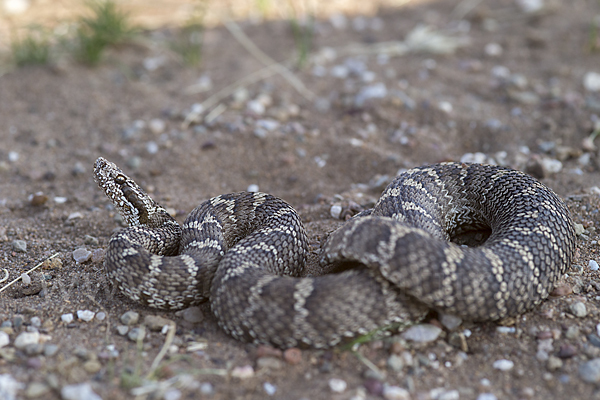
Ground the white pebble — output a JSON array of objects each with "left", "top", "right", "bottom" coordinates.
[
  {"left": 246, "top": 100, "right": 265, "bottom": 115},
  {"left": 596, "top": 323, "right": 600, "bottom": 337},
  {"left": 477, "top": 394, "right": 498, "bottom": 400},
  {"left": 584, "top": 72, "right": 600, "bottom": 92},
  {"left": 491, "top": 65, "right": 511, "bottom": 80},
  {"left": 148, "top": 118, "right": 166, "bottom": 134},
  {"left": 263, "top": 382, "right": 276, "bottom": 396},
  {"left": 61, "top": 313, "right": 74, "bottom": 323},
  {"left": 438, "top": 101, "right": 453, "bottom": 113},
  {"left": 540, "top": 158, "right": 562, "bottom": 174},
  {"left": 20, "top": 273, "right": 31, "bottom": 285},
  {"left": 496, "top": 326, "right": 516, "bottom": 334},
  {"left": 231, "top": 365, "right": 254, "bottom": 379},
  {"left": 72, "top": 247, "right": 92, "bottom": 263},
  {"left": 484, "top": 42, "right": 503, "bottom": 57},
  {"left": 516, "top": 0, "right": 544, "bottom": 13},
  {"left": 383, "top": 385, "right": 410, "bottom": 400},
  {"left": 590, "top": 260, "right": 599, "bottom": 271},
  {"left": 328, "top": 378, "right": 347, "bottom": 393},
  {"left": 77, "top": 310, "right": 95, "bottom": 322},
  {"left": 330, "top": 204, "right": 342, "bottom": 219},
  {"left": 61, "top": 383, "right": 102, "bottom": 400},
  {"left": 247, "top": 184, "right": 259, "bottom": 193},
  {"left": 493, "top": 359, "right": 514, "bottom": 371},
  {"left": 0, "top": 331, "right": 9, "bottom": 348},
  {"left": 8, "top": 151, "right": 19, "bottom": 162},
  {"left": 14, "top": 331, "right": 40, "bottom": 349},
  {"left": 460, "top": 152, "right": 487, "bottom": 164},
  {"left": 146, "top": 141, "right": 159, "bottom": 154},
  {"left": 164, "top": 388, "right": 181, "bottom": 400},
  {"left": 53, "top": 196, "right": 68, "bottom": 204}
]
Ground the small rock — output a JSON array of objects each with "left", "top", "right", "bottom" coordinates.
[
  {"left": 485, "top": 42, "right": 503, "bottom": 57},
  {"left": 330, "top": 204, "right": 342, "bottom": 219},
  {"left": 589, "top": 260, "right": 599, "bottom": 271},
  {"left": 116, "top": 325, "right": 129, "bottom": 336},
  {"left": 565, "top": 326, "right": 580, "bottom": 339},
  {"left": 95, "top": 312, "right": 106, "bottom": 321},
  {"left": 477, "top": 394, "right": 497, "bottom": 400},
  {"left": 283, "top": 348, "right": 302, "bottom": 365},
  {"left": 181, "top": 307, "right": 203, "bottom": 323},
  {"left": 383, "top": 385, "right": 410, "bottom": 400},
  {"left": 569, "top": 302, "right": 587, "bottom": 318},
  {"left": 20, "top": 273, "right": 31, "bottom": 285},
  {"left": 584, "top": 72, "right": 600, "bottom": 92},
  {"left": 328, "top": 378, "right": 347, "bottom": 393},
  {"left": 120, "top": 311, "right": 139, "bottom": 326},
  {"left": 60, "top": 382, "right": 101, "bottom": 400},
  {"left": 12, "top": 240, "right": 26, "bottom": 253},
  {"left": 72, "top": 247, "right": 92, "bottom": 263},
  {"left": 199, "top": 383, "right": 214, "bottom": 395},
  {"left": 144, "top": 315, "right": 173, "bottom": 331},
  {"left": 439, "top": 314, "right": 462, "bottom": 331},
  {"left": 579, "top": 358, "right": 600, "bottom": 383},
  {"left": 30, "top": 193, "right": 48, "bottom": 207},
  {"left": 231, "top": 365, "right": 254, "bottom": 379},
  {"left": 492, "top": 359, "right": 514, "bottom": 371},
  {"left": 25, "top": 382, "right": 50, "bottom": 398},
  {"left": 149, "top": 119, "right": 166, "bottom": 134},
  {"left": 263, "top": 382, "right": 276, "bottom": 396},
  {"left": 557, "top": 343, "right": 578, "bottom": 358},
  {"left": 247, "top": 184, "right": 259, "bottom": 193},
  {"left": 547, "top": 356, "right": 563, "bottom": 371},
  {"left": 61, "top": 314, "right": 74, "bottom": 324},
  {"left": 77, "top": 310, "right": 95, "bottom": 322},
  {"left": 14, "top": 332, "right": 39, "bottom": 349},
  {"left": 127, "top": 327, "right": 145, "bottom": 342},
  {"left": 401, "top": 324, "right": 442, "bottom": 342},
  {"left": 0, "top": 332, "right": 9, "bottom": 348},
  {"left": 43, "top": 344, "right": 59, "bottom": 357},
  {"left": 83, "top": 360, "right": 102, "bottom": 374},
  {"left": 387, "top": 354, "right": 404, "bottom": 372},
  {"left": 363, "top": 378, "right": 384, "bottom": 396}
]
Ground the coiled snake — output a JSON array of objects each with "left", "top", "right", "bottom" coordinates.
[{"left": 94, "top": 157, "right": 576, "bottom": 348}]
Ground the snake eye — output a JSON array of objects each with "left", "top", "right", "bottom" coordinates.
[{"left": 114, "top": 175, "right": 126, "bottom": 185}]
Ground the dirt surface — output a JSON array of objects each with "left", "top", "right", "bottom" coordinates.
[{"left": 3, "top": 0, "right": 600, "bottom": 399}]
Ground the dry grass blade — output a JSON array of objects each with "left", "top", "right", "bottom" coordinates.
[{"left": 0, "top": 252, "right": 60, "bottom": 293}]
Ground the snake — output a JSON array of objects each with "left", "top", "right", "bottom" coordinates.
[{"left": 94, "top": 157, "right": 576, "bottom": 349}]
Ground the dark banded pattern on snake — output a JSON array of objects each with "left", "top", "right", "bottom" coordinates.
[{"left": 94, "top": 158, "right": 576, "bottom": 348}]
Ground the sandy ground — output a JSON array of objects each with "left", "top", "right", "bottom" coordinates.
[{"left": 2, "top": 0, "right": 600, "bottom": 399}]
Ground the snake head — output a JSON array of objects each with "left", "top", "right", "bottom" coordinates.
[{"left": 94, "top": 157, "right": 168, "bottom": 228}]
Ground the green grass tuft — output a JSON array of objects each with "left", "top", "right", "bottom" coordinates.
[
  {"left": 11, "top": 27, "right": 51, "bottom": 67},
  {"left": 74, "top": 0, "right": 136, "bottom": 65}
]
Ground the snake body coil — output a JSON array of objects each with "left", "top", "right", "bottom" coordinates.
[{"left": 94, "top": 158, "right": 576, "bottom": 348}]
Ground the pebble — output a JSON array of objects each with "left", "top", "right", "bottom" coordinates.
[
  {"left": 547, "top": 356, "right": 563, "bottom": 371},
  {"left": 144, "top": 315, "right": 173, "bottom": 331},
  {"left": 540, "top": 158, "right": 562, "bottom": 174},
  {"left": 61, "top": 382, "right": 102, "bottom": 400},
  {"left": 387, "top": 354, "right": 404, "bottom": 372},
  {"left": 328, "top": 378, "right": 347, "bottom": 393},
  {"left": 492, "top": 359, "right": 514, "bottom": 371},
  {"left": 120, "top": 311, "right": 139, "bottom": 326},
  {"left": 91, "top": 249, "right": 105, "bottom": 263},
  {"left": 146, "top": 141, "right": 159, "bottom": 154},
  {"left": 363, "top": 378, "right": 384, "bottom": 396},
  {"left": 579, "top": 358, "right": 600, "bottom": 383},
  {"left": 283, "top": 348, "right": 302, "bottom": 365},
  {"left": 77, "top": 310, "right": 95, "bottom": 322},
  {"left": 21, "top": 273, "right": 31, "bottom": 285},
  {"left": 95, "top": 312, "right": 106, "bottom": 321},
  {"left": 164, "top": 388, "right": 181, "bottom": 400},
  {"left": 477, "top": 394, "right": 497, "bottom": 400},
  {"left": 584, "top": 72, "right": 600, "bottom": 92},
  {"left": 439, "top": 313, "right": 462, "bottom": 331},
  {"left": 8, "top": 151, "right": 19, "bottom": 162},
  {"left": 382, "top": 385, "right": 410, "bottom": 400},
  {"left": 0, "top": 332, "right": 9, "bottom": 348},
  {"left": 231, "top": 365, "right": 254, "bottom": 379},
  {"left": 401, "top": 324, "right": 442, "bottom": 342},
  {"left": 569, "top": 302, "right": 587, "bottom": 318},
  {"left": 116, "top": 325, "right": 129, "bottom": 336},
  {"left": 565, "top": 326, "right": 580, "bottom": 339},
  {"left": 44, "top": 344, "right": 59, "bottom": 357},
  {"left": 25, "top": 382, "right": 50, "bottom": 398},
  {"left": 12, "top": 240, "right": 26, "bottom": 253},
  {"left": 330, "top": 204, "right": 342, "bottom": 219},
  {"left": 0, "top": 374, "right": 23, "bottom": 400},
  {"left": 128, "top": 327, "right": 145, "bottom": 342},
  {"left": 181, "top": 306, "right": 203, "bottom": 323},
  {"left": 355, "top": 83, "right": 387, "bottom": 106},
  {"left": 61, "top": 313, "right": 74, "bottom": 324},
  {"left": 485, "top": 42, "right": 503, "bottom": 57},
  {"left": 496, "top": 326, "right": 516, "bottom": 334},
  {"left": 83, "top": 360, "right": 102, "bottom": 374},
  {"left": 72, "top": 248, "right": 92, "bottom": 263},
  {"left": 247, "top": 184, "right": 259, "bottom": 193},
  {"left": 263, "top": 382, "right": 276, "bottom": 396},
  {"left": 148, "top": 118, "right": 166, "bottom": 134},
  {"left": 589, "top": 260, "right": 599, "bottom": 271},
  {"left": 14, "top": 332, "right": 39, "bottom": 349},
  {"left": 200, "top": 382, "right": 214, "bottom": 395}
]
